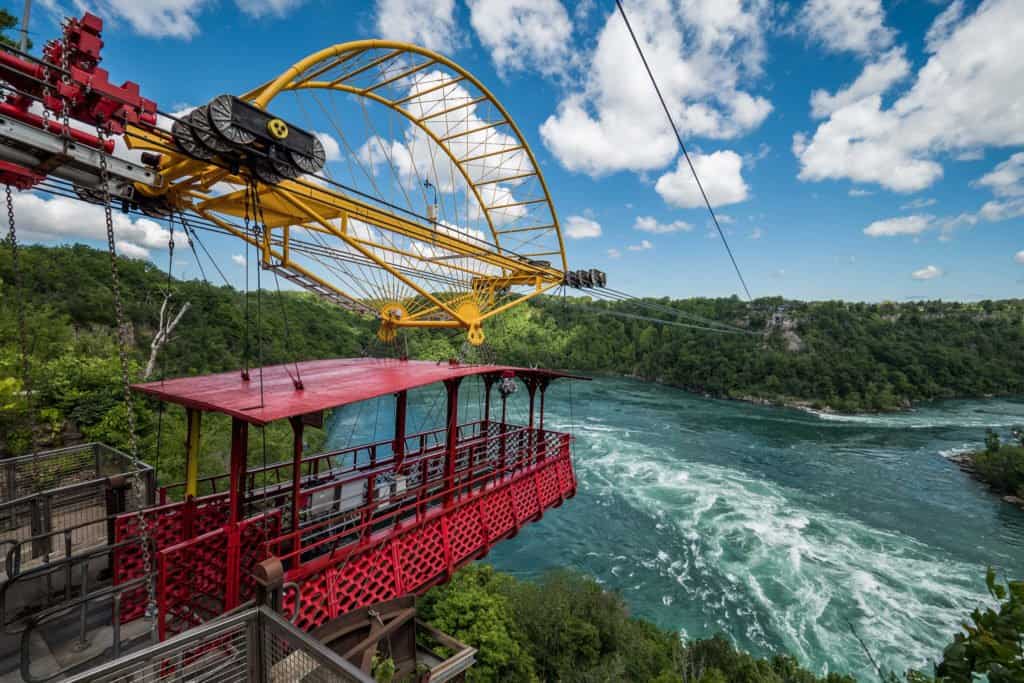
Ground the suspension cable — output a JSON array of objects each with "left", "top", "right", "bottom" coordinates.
[{"left": 615, "top": 0, "right": 752, "bottom": 301}]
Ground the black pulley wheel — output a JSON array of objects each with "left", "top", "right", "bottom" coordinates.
[
  {"left": 289, "top": 135, "right": 327, "bottom": 174},
  {"left": 171, "top": 116, "right": 214, "bottom": 160},
  {"left": 208, "top": 94, "right": 257, "bottom": 146},
  {"left": 190, "top": 107, "right": 233, "bottom": 154}
]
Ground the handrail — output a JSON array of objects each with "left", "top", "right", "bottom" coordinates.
[
  {"left": 156, "top": 419, "right": 494, "bottom": 501},
  {"left": 20, "top": 572, "right": 156, "bottom": 683},
  {"left": 3, "top": 513, "right": 119, "bottom": 578},
  {"left": 0, "top": 533, "right": 157, "bottom": 634},
  {"left": 269, "top": 428, "right": 568, "bottom": 567}
]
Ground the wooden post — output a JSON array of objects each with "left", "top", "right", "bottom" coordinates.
[
  {"left": 289, "top": 416, "right": 304, "bottom": 534},
  {"left": 444, "top": 378, "right": 461, "bottom": 507},
  {"left": 228, "top": 418, "right": 248, "bottom": 526},
  {"left": 393, "top": 390, "right": 408, "bottom": 471}
]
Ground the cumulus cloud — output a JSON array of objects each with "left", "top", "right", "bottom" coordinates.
[
  {"left": 374, "top": 0, "right": 459, "bottom": 52},
  {"left": 975, "top": 152, "right": 1024, "bottom": 197},
  {"left": 468, "top": 0, "right": 573, "bottom": 77},
  {"left": 809, "top": 48, "right": 909, "bottom": 119},
  {"left": 69, "top": 1, "right": 308, "bottom": 39},
  {"left": 627, "top": 239, "right": 653, "bottom": 251},
  {"left": 798, "top": 0, "right": 894, "bottom": 55},
  {"left": 1014, "top": 250, "right": 1024, "bottom": 265},
  {"left": 564, "top": 215, "right": 602, "bottom": 239},
  {"left": 540, "top": 0, "right": 772, "bottom": 176},
  {"left": 10, "top": 193, "right": 184, "bottom": 256},
  {"left": 232, "top": 254, "right": 246, "bottom": 266},
  {"left": 607, "top": 248, "right": 621, "bottom": 259},
  {"left": 794, "top": 0, "right": 1024, "bottom": 193},
  {"left": 848, "top": 188, "right": 873, "bottom": 197},
  {"left": 655, "top": 150, "right": 749, "bottom": 209},
  {"left": 633, "top": 216, "right": 692, "bottom": 234},
  {"left": 911, "top": 265, "right": 943, "bottom": 280},
  {"left": 864, "top": 215, "right": 934, "bottom": 237},
  {"left": 115, "top": 241, "right": 150, "bottom": 259}
]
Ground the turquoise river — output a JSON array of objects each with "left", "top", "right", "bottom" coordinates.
[{"left": 326, "top": 375, "right": 1024, "bottom": 679}]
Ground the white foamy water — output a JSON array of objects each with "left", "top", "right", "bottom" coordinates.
[{"left": 580, "top": 433, "right": 987, "bottom": 675}]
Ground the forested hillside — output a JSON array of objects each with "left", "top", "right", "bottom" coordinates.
[{"left": 2, "top": 244, "right": 1024, "bottom": 462}]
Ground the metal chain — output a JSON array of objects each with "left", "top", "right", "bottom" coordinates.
[
  {"left": 4, "top": 186, "right": 39, "bottom": 459},
  {"left": 97, "top": 124, "right": 156, "bottom": 624},
  {"left": 59, "top": 22, "right": 71, "bottom": 149}
]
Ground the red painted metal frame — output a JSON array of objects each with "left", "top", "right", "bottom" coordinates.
[
  {"left": 0, "top": 13, "right": 157, "bottom": 135},
  {"left": 131, "top": 358, "right": 584, "bottom": 426},
  {"left": 281, "top": 432, "right": 575, "bottom": 632}
]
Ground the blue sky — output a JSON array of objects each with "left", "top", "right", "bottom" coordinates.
[{"left": 12, "top": 0, "right": 1024, "bottom": 301}]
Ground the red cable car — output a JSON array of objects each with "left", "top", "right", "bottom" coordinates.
[{"left": 112, "top": 358, "right": 584, "bottom": 638}]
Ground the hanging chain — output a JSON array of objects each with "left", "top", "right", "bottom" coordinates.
[
  {"left": 97, "top": 123, "right": 157, "bottom": 624},
  {"left": 59, "top": 22, "right": 71, "bottom": 153},
  {"left": 5, "top": 185, "right": 39, "bottom": 459}
]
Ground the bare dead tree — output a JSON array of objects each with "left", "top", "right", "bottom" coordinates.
[{"left": 143, "top": 293, "right": 190, "bottom": 380}]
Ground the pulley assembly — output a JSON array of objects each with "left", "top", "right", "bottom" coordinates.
[{"left": 171, "top": 95, "right": 326, "bottom": 184}]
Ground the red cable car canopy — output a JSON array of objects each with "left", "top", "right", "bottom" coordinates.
[{"left": 131, "top": 358, "right": 585, "bottom": 425}]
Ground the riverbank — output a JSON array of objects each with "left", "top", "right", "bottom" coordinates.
[{"left": 947, "top": 445, "right": 1024, "bottom": 512}]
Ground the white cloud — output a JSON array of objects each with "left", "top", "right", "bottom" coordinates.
[
  {"left": 540, "top": 0, "right": 772, "bottom": 176},
  {"left": 900, "top": 197, "right": 936, "bottom": 210},
  {"left": 848, "top": 188, "right": 873, "bottom": 197},
  {"left": 607, "top": 248, "right": 621, "bottom": 259},
  {"left": 925, "top": 0, "right": 964, "bottom": 52},
  {"left": 467, "top": 0, "right": 573, "bottom": 77},
  {"left": 81, "top": 1, "right": 207, "bottom": 39},
  {"left": 74, "top": 1, "right": 307, "bottom": 39},
  {"left": 564, "top": 215, "right": 602, "bottom": 239},
  {"left": 1014, "top": 250, "right": 1024, "bottom": 265},
  {"left": 977, "top": 198, "right": 1024, "bottom": 222},
  {"left": 809, "top": 48, "right": 909, "bottom": 119},
  {"left": 749, "top": 227, "right": 762, "bottom": 239},
  {"left": 374, "top": 0, "right": 459, "bottom": 52},
  {"left": 912, "top": 265, "right": 943, "bottom": 280},
  {"left": 633, "top": 216, "right": 692, "bottom": 234},
  {"left": 655, "top": 150, "right": 749, "bottom": 208},
  {"left": 115, "top": 241, "right": 150, "bottom": 259},
  {"left": 627, "top": 239, "right": 653, "bottom": 251},
  {"left": 236, "top": 0, "right": 307, "bottom": 18},
  {"left": 314, "top": 132, "right": 342, "bottom": 162},
  {"left": 10, "top": 192, "right": 185, "bottom": 256},
  {"left": 232, "top": 254, "right": 247, "bottom": 266},
  {"left": 975, "top": 152, "right": 1024, "bottom": 197},
  {"left": 863, "top": 214, "right": 934, "bottom": 237},
  {"left": 799, "top": 0, "right": 893, "bottom": 55},
  {"left": 794, "top": 0, "right": 1024, "bottom": 193}
]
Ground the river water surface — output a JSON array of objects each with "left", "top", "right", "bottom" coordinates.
[{"left": 327, "top": 376, "right": 1024, "bottom": 679}]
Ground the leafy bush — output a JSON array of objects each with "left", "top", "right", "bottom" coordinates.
[{"left": 421, "top": 565, "right": 849, "bottom": 683}]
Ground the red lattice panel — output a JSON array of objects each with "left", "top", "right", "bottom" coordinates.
[
  {"left": 512, "top": 476, "right": 540, "bottom": 523},
  {"left": 158, "top": 528, "right": 228, "bottom": 637},
  {"left": 397, "top": 520, "right": 446, "bottom": 592},
  {"left": 287, "top": 569, "right": 334, "bottom": 632},
  {"left": 557, "top": 456, "right": 575, "bottom": 496},
  {"left": 193, "top": 498, "right": 230, "bottom": 535},
  {"left": 238, "top": 512, "right": 281, "bottom": 602},
  {"left": 481, "top": 487, "right": 516, "bottom": 539},
  {"left": 114, "top": 505, "right": 186, "bottom": 622},
  {"left": 448, "top": 503, "right": 485, "bottom": 563},
  {"left": 333, "top": 544, "right": 399, "bottom": 614},
  {"left": 538, "top": 463, "right": 561, "bottom": 508}
]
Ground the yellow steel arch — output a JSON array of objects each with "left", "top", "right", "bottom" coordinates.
[{"left": 126, "top": 40, "right": 568, "bottom": 345}]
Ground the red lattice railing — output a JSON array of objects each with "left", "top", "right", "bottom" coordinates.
[{"left": 282, "top": 435, "right": 573, "bottom": 632}]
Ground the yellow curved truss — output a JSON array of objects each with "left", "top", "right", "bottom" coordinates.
[{"left": 126, "top": 40, "right": 567, "bottom": 345}]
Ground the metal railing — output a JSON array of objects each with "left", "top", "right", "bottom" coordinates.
[
  {"left": 61, "top": 605, "right": 372, "bottom": 683},
  {"left": 0, "top": 444, "right": 155, "bottom": 577},
  {"left": 157, "top": 420, "right": 491, "bottom": 503},
  {"left": 267, "top": 425, "right": 570, "bottom": 566}
]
